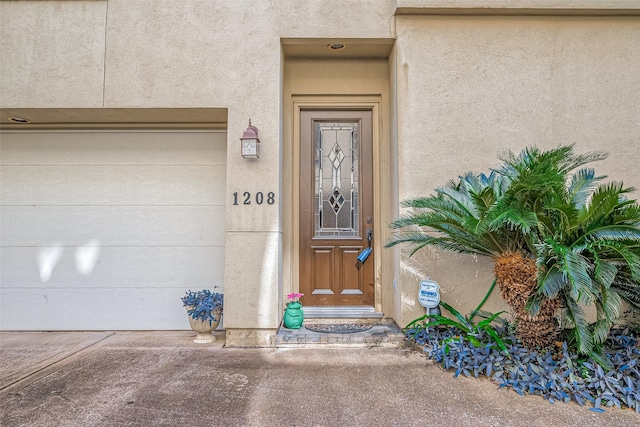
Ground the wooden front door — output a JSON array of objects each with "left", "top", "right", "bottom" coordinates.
[{"left": 299, "top": 110, "right": 374, "bottom": 306}]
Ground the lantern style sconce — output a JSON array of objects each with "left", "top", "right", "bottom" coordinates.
[{"left": 240, "top": 119, "right": 260, "bottom": 159}]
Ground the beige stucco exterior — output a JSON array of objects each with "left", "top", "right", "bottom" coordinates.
[
  {"left": 1, "top": 1, "right": 639, "bottom": 345},
  {"left": 394, "top": 13, "right": 640, "bottom": 325}
]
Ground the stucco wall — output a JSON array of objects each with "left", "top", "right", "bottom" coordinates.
[
  {"left": 394, "top": 15, "right": 640, "bottom": 326},
  {"left": 1, "top": 1, "right": 639, "bottom": 339},
  {"left": 0, "top": 0, "right": 397, "bottom": 342}
]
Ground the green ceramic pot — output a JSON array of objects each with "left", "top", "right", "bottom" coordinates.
[{"left": 283, "top": 301, "right": 304, "bottom": 329}]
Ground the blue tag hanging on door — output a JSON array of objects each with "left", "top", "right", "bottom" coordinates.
[
  {"left": 357, "top": 247, "right": 372, "bottom": 264},
  {"left": 357, "top": 229, "right": 373, "bottom": 264}
]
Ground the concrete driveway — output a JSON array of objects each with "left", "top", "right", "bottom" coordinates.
[{"left": 1, "top": 331, "right": 638, "bottom": 426}]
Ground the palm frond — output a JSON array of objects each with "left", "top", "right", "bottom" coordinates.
[
  {"left": 580, "top": 225, "right": 640, "bottom": 244},
  {"left": 562, "top": 288, "right": 594, "bottom": 355},
  {"left": 613, "top": 200, "right": 640, "bottom": 224},
  {"left": 568, "top": 167, "right": 605, "bottom": 209},
  {"left": 401, "top": 196, "right": 466, "bottom": 216},
  {"left": 610, "top": 276, "right": 640, "bottom": 310},
  {"left": 592, "top": 256, "right": 617, "bottom": 288},
  {"left": 559, "top": 149, "right": 608, "bottom": 174},
  {"left": 592, "top": 288, "right": 622, "bottom": 346},
  {"left": 400, "top": 197, "right": 479, "bottom": 227},
  {"left": 544, "top": 240, "right": 594, "bottom": 298},
  {"left": 384, "top": 233, "right": 499, "bottom": 257},
  {"left": 590, "top": 242, "right": 640, "bottom": 280},
  {"left": 535, "top": 264, "right": 567, "bottom": 300},
  {"left": 600, "top": 288, "right": 622, "bottom": 323},
  {"left": 390, "top": 211, "right": 462, "bottom": 229},
  {"left": 592, "top": 317, "right": 613, "bottom": 346},
  {"left": 438, "top": 187, "right": 481, "bottom": 219},
  {"left": 578, "top": 181, "right": 632, "bottom": 226},
  {"left": 388, "top": 171, "right": 511, "bottom": 258},
  {"left": 489, "top": 207, "right": 538, "bottom": 234}
]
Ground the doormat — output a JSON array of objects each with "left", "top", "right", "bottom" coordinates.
[{"left": 304, "top": 323, "right": 373, "bottom": 334}]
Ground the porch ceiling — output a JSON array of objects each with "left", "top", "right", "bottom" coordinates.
[{"left": 281, "top": 38, "right": 394, "bottom": 59}]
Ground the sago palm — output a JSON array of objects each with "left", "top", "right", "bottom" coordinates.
[
  {"left": 498, "top": 147, "right": 640, "bottom": 357},
  {"left": 386, "top": 170, "right": 553, "bottom": 346},
  {"left": 489, "top": 146, "right": 612, "bottom": 349},
  {"left": 388, "top": 145, "right": 640, "bottom": 356},
  {"left": 529, "top": 178, "right": 640, "bottom": 356}
]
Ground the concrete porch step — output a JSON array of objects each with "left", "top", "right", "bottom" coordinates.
[{"left": 275, "top": 319, "right": 405, "bottom": 348}]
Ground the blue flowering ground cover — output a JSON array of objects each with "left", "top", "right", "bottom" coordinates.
[{"left": 406, "top": 324, "right": 640, "bottom": 413}]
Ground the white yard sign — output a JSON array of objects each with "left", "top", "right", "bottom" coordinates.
[{"left": 418, "top": 279, "right": 440, "bottom": 309}]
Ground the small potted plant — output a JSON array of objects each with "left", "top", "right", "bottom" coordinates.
[
  {"left": 181, "top": 289, "right": 224, "bottom": 343},
  {"left": 283, "top": 292, "right": 304, "bottom": 329}
]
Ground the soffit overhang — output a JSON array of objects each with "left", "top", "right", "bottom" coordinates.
[
  {"left": 282, "top": 38, "right": 394, "bottom": 60},
  {"left": 395, "top": 0, "right": 640, "bottom": 16},
  {"left": 0, "top": 108, "right": 228, "bottom": 130}
]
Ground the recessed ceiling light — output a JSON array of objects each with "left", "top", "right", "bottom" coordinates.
[
  {"left": 8, "top": 116, "right": 30, "bottom": 124},
  {"left": 328, "top": 43, "right": 346, "bottom": 51}
]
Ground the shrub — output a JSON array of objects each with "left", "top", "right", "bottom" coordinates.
[
  {"left": 181, "top": 289, "right": 223, "bottom": 326},
  {"left": 406, "top": 319, "right": 640, "bottom": 412}
]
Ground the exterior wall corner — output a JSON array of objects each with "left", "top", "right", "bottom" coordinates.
[{"left": 225, "top": 328, "right": 276, "bottom": 347}]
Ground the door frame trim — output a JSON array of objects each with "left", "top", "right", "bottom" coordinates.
[{"left": 290, "top": 96, "right": 383, "bottom": 312}]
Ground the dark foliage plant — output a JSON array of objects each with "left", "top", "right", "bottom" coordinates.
[
  {"left": 406, "top": 301, "right": 510, "bottom": 357},
  {"left": 181, "top": 289, "right": 224, "bottom": 326},
  {"left": 406, "top": 320, "right": 640, "bottom": 412}
]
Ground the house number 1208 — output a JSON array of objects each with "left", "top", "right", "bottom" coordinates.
[{"left": 232, "top": 192, "right": 276, "bottom": 205}]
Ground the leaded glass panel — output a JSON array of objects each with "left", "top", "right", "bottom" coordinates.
[{"left": 314, "top": 121, "right": 359, "bottom": 238}]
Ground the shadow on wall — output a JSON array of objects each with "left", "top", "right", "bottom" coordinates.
[{"left": 399, "top": 247, "right": 507, "bottom": 326}]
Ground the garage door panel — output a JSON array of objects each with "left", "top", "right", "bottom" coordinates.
[
  {"left": 0, "top": 287, "right": 208, "bottom": 330},
  {"left": 1, "top": 205, "right": 225, "bottom": 247},
  {"left": 0, "top": 246, "right": 224, "bottom": 288},
  {"left": 0, "top": 131, "right": 227, "bottom": 166},
  {"left": 1, "top": 165, "right": 226, "bottom": 206},
  {"left": 0, "top": 130, "right": 226, "bottom": 330}
]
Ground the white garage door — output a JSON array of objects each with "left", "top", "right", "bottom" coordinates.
[{"left": 0, "top": 130, "right": 226, "bottom": 330}]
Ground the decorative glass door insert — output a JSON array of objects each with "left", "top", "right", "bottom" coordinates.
[{"left": 314, "top": 122, "right": 359, "bottom": 238}]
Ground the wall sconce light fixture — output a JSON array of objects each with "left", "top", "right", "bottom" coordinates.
[{"left": 240, "top": 119, "right": 260, "bottom": 159}]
